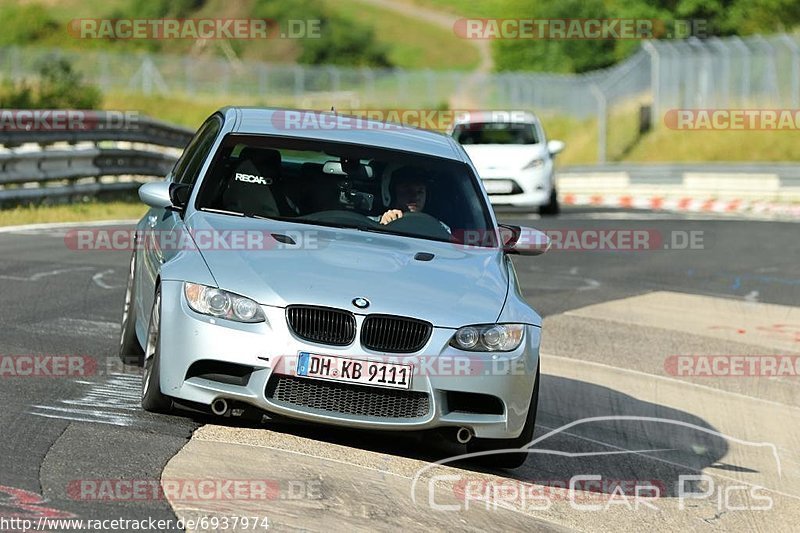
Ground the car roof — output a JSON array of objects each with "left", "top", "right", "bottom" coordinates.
[{"left": 218, "top": 107, "right": 465, "bottom": 161}]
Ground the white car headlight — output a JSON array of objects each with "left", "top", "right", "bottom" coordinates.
[
  {"left": 184, "top": 282, "right": 265, "bottom": 323},
  {"left": 522, "top": 158, "right": 544, "bottom": 170},
  {"left": 449, "top": 324, "right": 525, "bottom": 352}
]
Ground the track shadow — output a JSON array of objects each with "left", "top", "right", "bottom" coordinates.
[
  {"left": 168, "top": 372, "right": 748, "bottom": 499},
  {"left": 513, "top": 374, "right": 733, "bottom": 497}
]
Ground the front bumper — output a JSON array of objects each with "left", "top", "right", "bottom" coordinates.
[
  {"left": 482, "top": 167, "right": 553, "bottom": 208},
  {"left": 157, "top": 281, "right": 541, "bottom": 439},
  {"left": 489, "top": 189, "right": 551, "bottom": 208}
]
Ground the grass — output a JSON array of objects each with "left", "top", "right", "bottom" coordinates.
[
  {"left": 540, "top": 114, "right": 598, "bottom": 166},
  {"left": 321, "top": 0, "right": 479, "bottom": 70},
  {"left": 626, "top": 128, "right": 800, "bottom": 162},
  {"left": 0, "top": 201, "right": 147, "bottom": 227},
  {"left": 102, "top": 92, "right": 265, "bottom": 130}
]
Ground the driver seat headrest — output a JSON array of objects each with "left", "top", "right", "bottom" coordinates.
[{"left": 222, "top": 149, "right": 282, "bottom": 216}]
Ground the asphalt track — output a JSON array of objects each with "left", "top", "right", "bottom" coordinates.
[{"left": 0, "top": 206, "right": 798, "bottom": 532}]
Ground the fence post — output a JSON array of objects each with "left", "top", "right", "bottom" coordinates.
[
  {"left": 642, "top": 41, "right": 660, "bottom": 128},
  {"left": 590, "top": 83, "right": 607, "bottom": 164},
  {"left": 690, "top": 38, "right": 713, "bottom": 107},
  {"left": 363, "top": 67, "right": 375, "bottom": 106},
  {"left": 425, "top": 69, "right": 435, "bottom": 106},
  {"left": 329, "top": 66, "right": 341, "bottom": 93},
  {"left": 98, "top": 52, "right": 110, "bottom": 92},
  {"left": 730, "top": 36, "right": 751, "bottom": 104},
  {"left": 397, "top": 70, "right": 408, "bottom": 106},
  {"left": 293, "top": 65, "right": 305, "bottom": 103},
  {"left": 708, "top": 37, "right": 731, "bottom": 108},
  {"left": 183, "top": 56, "right": 194, "bottom": 96},
  {"left": 778, "top": 34, "right": 800, "bottom": 108},
  {"left": 753, "top": 35, "right": 779, "bottom": 104},
  {"left": 258, "top": 63, "right": 268, "bottom": 96}
]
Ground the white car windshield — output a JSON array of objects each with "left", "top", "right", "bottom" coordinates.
[
  {"left": 453, "top": 122, "right": 539, "bottom": 145},
  {"left": 194, "top": 134, "right": 498, "bottom": 247}
]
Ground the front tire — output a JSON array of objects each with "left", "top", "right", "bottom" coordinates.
[
  {"left": 118, "top": 251, "right": 144, "bottom": 366},
  {"left": 141, "top": 288, "right": 172, "bottom": 413},
  {"left": 466, "top": 363, "right": 540, "bottom": 469},
  {"left": 539, "top": 188, "right": 560, "bottom": 216}
]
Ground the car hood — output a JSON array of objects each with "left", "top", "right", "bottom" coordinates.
[
  {"left": 185, "top": 212, "right": 509, "bottom": 328},
  {"left": 462, "top": 144, "right": 547, "bottom": 173}
]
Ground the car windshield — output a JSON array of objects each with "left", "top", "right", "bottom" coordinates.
[
  {"left": 453, "top": 122, "right": 538, "bottom": 145},
  {"left": 194, "top": 134, "right": 497, "bottom": 247}
]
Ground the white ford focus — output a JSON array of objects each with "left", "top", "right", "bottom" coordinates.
[{"left": 451, "top": 111, "right": 565, "bottom": 215}]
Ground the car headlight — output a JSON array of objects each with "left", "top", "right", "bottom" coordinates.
[
  {"left": 522, "top": 158, "right": 544, "bottom": 170},
  {"left": 449, "top": 324, "right": 525, "bottom": 352},
  {"left": 184, "top": 282, "right": 265, "bottom": 323}
]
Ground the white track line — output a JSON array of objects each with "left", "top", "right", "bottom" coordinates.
[{"left": 0, "top": 219, "right": 138, "bottom": 234}]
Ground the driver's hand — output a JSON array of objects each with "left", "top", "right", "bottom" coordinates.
[{"left": 380, "top": 209, "right": 403, "bottom": 225}]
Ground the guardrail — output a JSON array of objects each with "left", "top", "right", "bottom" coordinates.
[{"left": 0, "top": 112, "right": 193, "bottom": 204}]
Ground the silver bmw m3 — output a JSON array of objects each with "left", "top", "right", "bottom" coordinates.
[{"left": 119, "top": 107, "right": 550, "bottom": 468}]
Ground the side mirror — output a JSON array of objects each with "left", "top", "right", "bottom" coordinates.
[
  {"left": 547, "top": 139, "right": 565, "bottom": 156},
  {"left": 499, "top": 224, "right": 550, "bottom": 256},
  {"left": 138, "top": 182, "right": 191, "bottom": 211},
  {"left": 138, "top": 182, "right": 172, "bottom": 208}
]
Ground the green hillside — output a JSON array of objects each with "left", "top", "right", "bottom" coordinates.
[{"left": 0, "top": 0, "right": 479, "bottom": 70}]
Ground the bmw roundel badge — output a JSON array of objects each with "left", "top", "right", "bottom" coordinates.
[{"left": 352, "top": 297, "right": 370, "bottom": 309}]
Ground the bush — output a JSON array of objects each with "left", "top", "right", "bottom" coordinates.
[
  {"left": 0, "top": 57, "right": 102, "bottom": 109},
  {"left": 493, "top": 0, "right": 617, "bottom": 73},
  {"left": 0, "top": 4, "right": 59, "bottom": 46},
  {"left": 492, "top": 0, "right": 800, "bottom": 74},
  {"left": 299, "top": 16, "right": 392, "bottom": 68},
  {"left": 252, "top": 0, "right": 393, "bottom": 68}
]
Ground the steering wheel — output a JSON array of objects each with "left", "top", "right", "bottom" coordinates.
[
  {"left": 384, "top": 211, "right": 438, "bottom": 224},
  {"left": 301, "top": 210, "right": 377, "bottom": 226},
  {"left": 384, "top": 211, "right": 451, "bottom": 240}
]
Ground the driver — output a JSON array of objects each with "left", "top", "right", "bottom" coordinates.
[{"left": 379, "top": 166, "right": 430, "bottom": 225}]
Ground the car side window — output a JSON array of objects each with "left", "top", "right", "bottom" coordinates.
[{"left": 172, "top": 115, "right": 223, "bottom": 185}]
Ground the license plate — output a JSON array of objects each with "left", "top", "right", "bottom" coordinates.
[
  {"left": 296, "top": 352, "right": 412, "bottom": 390},
  {"left": 483, "top": 180, "right": 514, "bottom": 194}
]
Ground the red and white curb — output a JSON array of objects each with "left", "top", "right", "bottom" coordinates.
[{"left": 561, "top": 194, "right": 800, "bottom": 218}]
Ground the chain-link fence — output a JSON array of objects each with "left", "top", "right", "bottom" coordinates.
[{"left": 2, "top": 33, "right": 798, "bottom": 162}]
